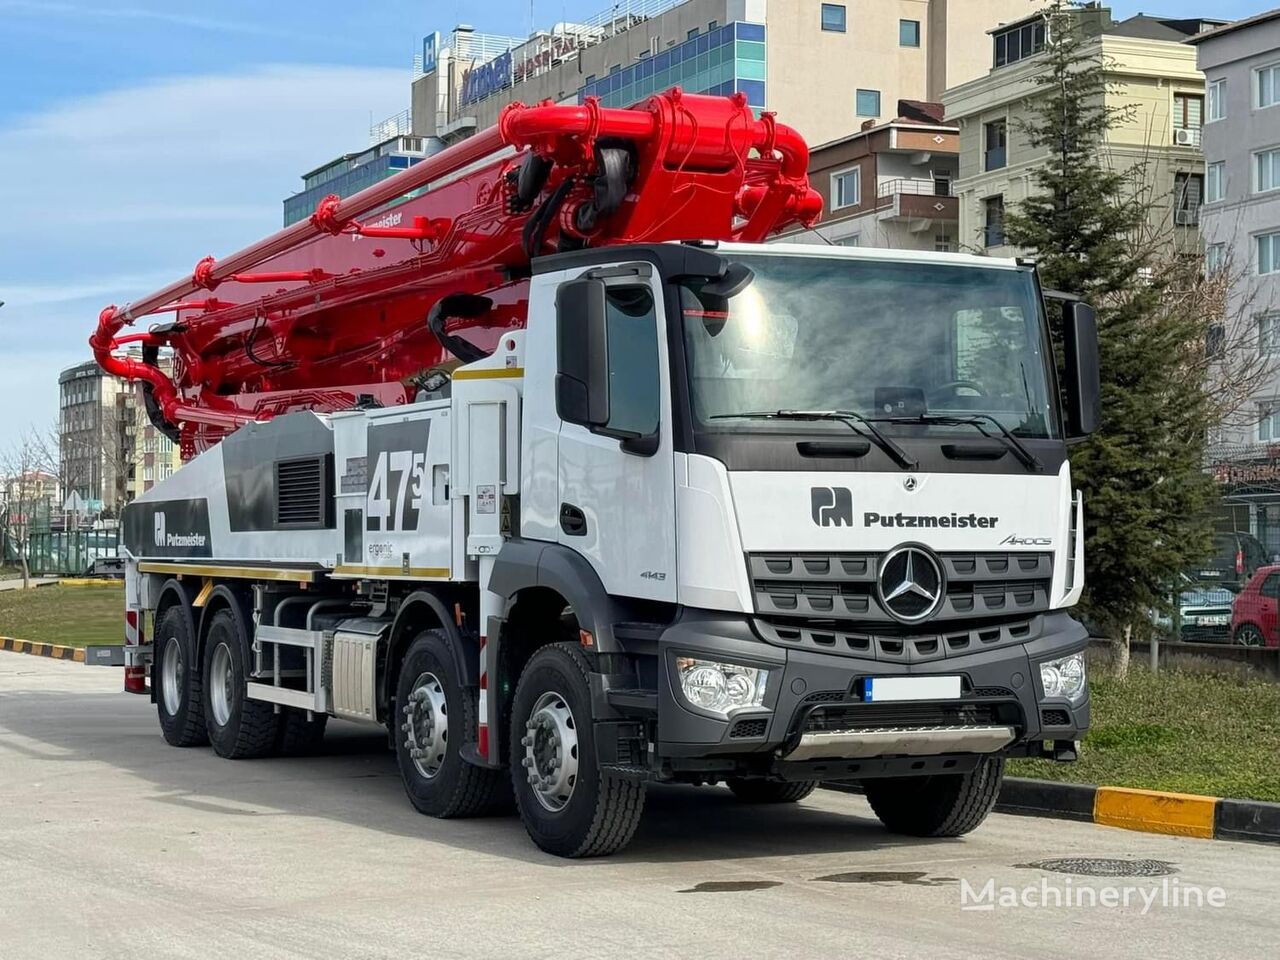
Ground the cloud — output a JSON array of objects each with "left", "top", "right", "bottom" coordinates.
[{"left": 0, "top": 64, "right": 406, "bottom": 448}]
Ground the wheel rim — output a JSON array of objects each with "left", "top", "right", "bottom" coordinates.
[
  {"left": 160, "top": 637, "right": 184, "bottom": 716},
  {"left": 522, "top": 690, "right": 579, "bottom": 813},
  {"left": 209, "top": 642, "right": 234, "bottom": 727},
  {"left": 1239, "top": 626, "right": 1264, "bottom": 647},
  {"left": 401, "top": 672, "right": 448, "bottom": 779}
]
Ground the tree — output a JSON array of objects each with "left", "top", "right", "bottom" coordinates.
[
  {"left": 1, "top": 428, "right": 59, "bottom": 589},
  {"left": 1002, "top": 0, "right": 1217, "bottom": 675}
]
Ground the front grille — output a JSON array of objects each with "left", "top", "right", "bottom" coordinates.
[
  {"left": 799, "top": 699, "right": 1022, "bottom": 735},
  {"left": 1041, "top": 708, "right": 1071, "bottom": 727},
  {"left": 730, "top": 718, "right": 767, "bottom": 738},
  {"left": 749, "top": 551, "right": 1052, "bottom": 626},
  {"left": 756, "top": 615, "right": 1041, "bottom": 663}
]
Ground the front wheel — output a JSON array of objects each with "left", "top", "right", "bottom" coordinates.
[
  {"left": 863, "top": 756, "right": 1005, "bottom": 837},
  {"left": 393, "top": 629, "right": 508, "bottom": 818},
  {"left": 510, "top": 644, "right": 645, "bottom": 857},
  {"left": 1235, "top": 624, "right": 1266, "bottom": 647}
]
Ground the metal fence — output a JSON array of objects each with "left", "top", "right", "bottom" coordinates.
[{"left": 22, "top": 529, "right": 122, "bottom": 576}]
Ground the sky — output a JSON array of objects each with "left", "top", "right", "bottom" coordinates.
[{"left": 0, "top": 0, "right": 1271, "bottom": 451}]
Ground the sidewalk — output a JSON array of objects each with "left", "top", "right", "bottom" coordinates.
[{"left": 0, "top": 577, "right": 59, "bottom": 592}]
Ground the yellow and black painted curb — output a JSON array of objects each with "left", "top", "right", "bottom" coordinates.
[
  {"left": 0, "top": 636, "right": 85, "bottom": 662},
  {"left": 825, "top": 777, "right": 1280, "bottom": 844},
  {"left": 57, "top": 578, "right": 122, "bottom": 587}
]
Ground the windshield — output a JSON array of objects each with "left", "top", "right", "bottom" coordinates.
[{"left": 679, "top": 254, "right": 1058, "bottom": 439}]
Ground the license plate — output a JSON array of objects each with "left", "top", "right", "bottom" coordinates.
[
  {"left": 1194, "top": 615, "right": 1229, "bottom": 627},
  {"left": 863, "top": 676, "right": 962, "bottom": 703}
]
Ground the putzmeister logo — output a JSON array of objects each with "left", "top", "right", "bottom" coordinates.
[
  {"left": 154, "top": 512, "right": 166, "bottom": 548},
  {"left": 811, "top": 487, "right": 854, "bottom": 527}
]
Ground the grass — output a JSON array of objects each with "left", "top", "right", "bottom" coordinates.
[
  {"left": 0, "top": 582, "right": 124, "bottom": 647},
  {"left": 1010, "top": 664, "right": 1280, "bottom": 802},
  {"left": 0, "top": 566, "right": 23, "bottom": 581}
]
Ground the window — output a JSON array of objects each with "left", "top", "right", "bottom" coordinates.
[
  {"left": 856, "top": 88, "right": 881, "bottom": 117},
  {"left": 835, "top": 233, "right": 861, "bottom": 247},
  {"left": 1206, "top": 242, "right": 1226, "bottom": 274},
  {"left": 1257, "top": 148, "right": 1280, "bottom": 193},
  {"left": 1206, "top": 161, "right": 1225, "bottom": 203},
  {"left": 1175, "top": 172, "right": 1203, "bottom": 225},
  {"left": 1258, "top": 63, "right": 1280, "bottom": 108},
  {"left": 1261, "top": 405, "right": 1280, "bottom": 441},
  {"left": 900, "top": 19, "right": 920, "bottom": 47},
  {"left": 708, "top": 20, "right": 717, "bottom": 30},
  {"left": 687, "top": 27, "right": 699, "bottom": 40},
  {"left": 1173, "top": 93, "right": 1203, "bottom": 146},
  {"left": 984, "top": 119, "right": 1007, "bottom": 171},
  {"left": 831, "top": 167, "right": 861, "bottom": 208},
  {"left": 983, "top": 195, "right": 1005, "bottom": 247},
  {"left": 1208, "top": 78, "right": 1226, "bottom": 121},
  {"left": 994, "top": 18, "right": 1046, "bottom": 68},
  {"left": 603, "top": 287, "right": 660, "bottom": 437},
  {"left": 1260, "top": 231, "right": 1280, "bottom": 274},
  {"left": 821, "top": 4, "right": 846, "bottom": 32},
  {"left": 935, "top": 233, "right": 953, "bottom": 253},
  {"left": 1263, "top": 315, "right": 1280, "bottom": 356}
]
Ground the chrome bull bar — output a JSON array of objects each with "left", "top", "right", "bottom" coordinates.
[{"left": 783, "top": 724, "right": 1017, "bottom": 762}]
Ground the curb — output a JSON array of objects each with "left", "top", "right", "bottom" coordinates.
[
  {"left": 823, "top": 776, "right": 1280, "bottom": 845},
  {"left": 57, "top": 579, "right": 122, "bottom": 587},
  {"left": 0, "top": 637, "right": 85, "bottom": 663}
]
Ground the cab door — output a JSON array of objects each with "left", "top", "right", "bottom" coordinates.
[{"left": 555, "top": 270, "right": 677, "bottom": 602}]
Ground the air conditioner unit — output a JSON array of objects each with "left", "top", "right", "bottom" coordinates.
[
  {"left": 1175, "top": 209, "right": 1199, "bottom": 226},
  {"left": 1174, "top": 127, "right": 1197, "bottom": 146}
]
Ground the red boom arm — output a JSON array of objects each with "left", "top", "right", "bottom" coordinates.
[{"left": 91, "top": 90, "right": 821, "bottom": 456}]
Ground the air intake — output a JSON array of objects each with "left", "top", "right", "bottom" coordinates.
[{"left": 275, "top": 456, "right": 328, "bottom": 527}]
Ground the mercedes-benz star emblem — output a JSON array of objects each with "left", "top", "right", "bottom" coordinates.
[{"left": 878, "top": 545, "right": 944, "bottom": 622}]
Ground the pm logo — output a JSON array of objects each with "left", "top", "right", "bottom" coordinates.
[
  {"left": 811, "top": 487, "right": 853, "bottom": 527},
  {"left": 154, "top": 512, "right": 166, "bottom": 547}
]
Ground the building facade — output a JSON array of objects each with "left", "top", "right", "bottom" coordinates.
[
  {"left": 283, "top": 135, "right": 441, "bottom": 226},
  {"left": 1193, "top": 12, "right": 1280, "bottom": 550},
  {"left": 777, "top": 101, "right": 958, "bottom": 249},
  {"left": 408, "top": 0, "right": 1032, "bottom": 152},
  {"left": 943, "top": 8, "right": 1219, "bottom": 256},
  {"left": 58, "top": 360, "right": 135, "bottom": 516}
]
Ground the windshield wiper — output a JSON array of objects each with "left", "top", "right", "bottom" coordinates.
[
  {"left": 710, "top": 410, "right": 917, "bottom": 470},
  {"left": 869, "top": 413, "right": 1043, "bottom": 473}
]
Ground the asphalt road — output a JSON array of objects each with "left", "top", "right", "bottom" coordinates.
[{"left": 3, "top": 654, "right": 1279, "bottom": 960}]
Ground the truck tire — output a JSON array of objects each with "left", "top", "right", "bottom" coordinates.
[
  {"left": 509, "top": 643, "right": 646, "bottom": 857},
  {"left": 863, "top": 756, "right": 1005, "bottom": 838},
  {"left": 202, "top": 607, "right": 279, "bottom": 759},
  {"left": 155, "top": 605, "right": 208, "bottom": 747},
  {"left": 275, "top": 709, "right": 328, "bottom": 756},
  {"left": 726, "top": 779, "right": 817, "bottom": 804},
  {"left": 394, "top": 629, "right": 508, "bottom": 818}
]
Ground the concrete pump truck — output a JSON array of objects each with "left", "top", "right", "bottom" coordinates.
[{"left": 89, "top": 89, "right": 1100, "bottom": 857}]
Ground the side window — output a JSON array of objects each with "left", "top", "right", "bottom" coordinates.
[
  {"left": 1261, "top": 572, "right": 1280, "bottom": 597},
  {"left": 604, "top": 287, "right": 660, "bottom": 437}
]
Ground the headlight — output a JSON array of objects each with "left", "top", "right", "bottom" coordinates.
[
  {"left": 1040, "top": 653, "right": 1087, "bottom": 704},
  {"left": 675, "top": 657, "right": 768, "bottom": 718}
]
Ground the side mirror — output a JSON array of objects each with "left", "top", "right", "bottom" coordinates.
[
  {"left": 555, "top": 279, "right": 610, "bottom": 428},
  {"left": 1061, "top": 300, "right": 1101, "bottom": 438}
]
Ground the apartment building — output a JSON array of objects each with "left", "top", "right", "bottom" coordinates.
[
  {"left": 943, "top": 6, "right": 1221, "bottom": 255},
  {"left": 778, "top": 100, "right": 959, "bottom": 249},
  {"left": 408, "top": 0, "right": 1032, "bottom": 151},
  {"left": 1193, "top": 11, "right": 1280, "bottom": 549}
]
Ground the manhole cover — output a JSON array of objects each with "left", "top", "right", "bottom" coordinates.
[{"left": 1018, "top": 857, "right": 1178, "bottom": 878}]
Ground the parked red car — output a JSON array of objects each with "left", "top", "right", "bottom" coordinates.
[{"left": 1230, "top": 565, "right": 1280, "bottom": 647}]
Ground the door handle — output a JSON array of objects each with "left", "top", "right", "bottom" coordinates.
[{"left": 560, "top": 503, "right": 587, "bottom": 537}]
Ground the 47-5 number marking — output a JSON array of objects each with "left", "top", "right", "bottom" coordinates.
[{"left": 367, "top": 449, "right": 426, "bottom": 532}]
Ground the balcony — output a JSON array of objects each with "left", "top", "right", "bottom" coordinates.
[{"left": 875, "top": 178, "right": 958, "bottom": 223}]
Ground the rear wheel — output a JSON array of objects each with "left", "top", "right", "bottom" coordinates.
[
  {"left": 1235, "top": 624, "right": 1265, "bottom": 647},
  {"left": 510, "top": 643, "right": 645, "bottom": 857},
  {"left": 394, "top": 629, "right": 508, "bottom": 818},
  {"left": 155, "top": 605, "right": 208, "bottom": 747},
  {"left": 864, "top": 757, "right": 1005, "bottom": 838},
  {"left": 202, "top": 608, "right": 279, "bottom": 759},
  {"left": 726, "top": 779, "right": 817, "bottom": 804}
]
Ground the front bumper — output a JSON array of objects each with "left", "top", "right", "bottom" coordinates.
[{"left": 649, "top": 609, "right": 1089, "bottom": 764}]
